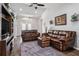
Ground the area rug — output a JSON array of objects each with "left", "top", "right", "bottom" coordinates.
[{"left": 21, "top": 41, "right": 66, "bottom": 56}]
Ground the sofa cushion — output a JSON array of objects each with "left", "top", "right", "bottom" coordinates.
[
  {"left": 59, "top": 36, "right": 66, "bottom": 40},
  {"left": 50, "top": 34, "right": 60, "bottom": 39},
  {"left": 53, "top": 31, "right": 58, "bottom": 34}
]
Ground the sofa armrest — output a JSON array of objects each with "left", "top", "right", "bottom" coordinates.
[{"left": 37, "top": 33, "right": 40, "bottom": 37}]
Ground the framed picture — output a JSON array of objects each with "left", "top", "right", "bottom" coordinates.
[
  {"left": 49, "top": 20, "right": 53, "bottom": 24},
  {"left": 55, "top": 14, "right": 67, "bottom": 25}
]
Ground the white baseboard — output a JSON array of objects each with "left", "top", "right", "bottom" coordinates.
[{"left": 73, "top": 47, "right": 79, "bottom": 50}]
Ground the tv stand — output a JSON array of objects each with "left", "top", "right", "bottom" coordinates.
[{"left": 0, "top": 34, "right": 14, "bottom": 56}]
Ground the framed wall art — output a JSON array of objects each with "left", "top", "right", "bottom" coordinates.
[
  {"left": 55, "top": 14, "right": 67, "bottom": 25},
  {"left": 49, "top": 20, "right": 53, "bottom": 24}
]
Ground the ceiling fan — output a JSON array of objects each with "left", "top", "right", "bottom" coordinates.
[{"left": 28, "top": 3, "right": 45, "bottom": 9}]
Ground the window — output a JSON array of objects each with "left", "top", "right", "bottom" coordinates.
[
  {"left": 22, "top": 23, "right": 26, "bottom": 30},
  {"left": 28, "top": 24, "right": 31, "bottom": 30},
  {"left": 22, "top": 23, "right": 31, "bottom": 30}
]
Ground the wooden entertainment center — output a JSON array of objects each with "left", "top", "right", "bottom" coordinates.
[{"left": 0, "top": 3, "right": 14, "bottom": 56}]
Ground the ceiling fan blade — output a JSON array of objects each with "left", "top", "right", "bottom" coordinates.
[
  {"left": 29, "top": 4, "right": 33, "bottom": 7},
  {"left": 33, "top": 3, "right": 38, "bottom": 4},
  {"left": 33, "top": 3, "right": 45, "bottom": 6},
  {"left": 37, "top": 4, "right": 45, "bottom": 6}
]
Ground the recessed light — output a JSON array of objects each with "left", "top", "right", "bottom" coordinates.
[
  {"left": 22, "top": 18, "right": 28, "bottom": 20},
  {"left": 19, "top": 8, "right": 23, "bottom": 11},
  {"left": 35, "top": 11, "right": 37, "bottom": 14}
]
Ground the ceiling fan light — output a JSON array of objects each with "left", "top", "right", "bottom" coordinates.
[
  {"left": 35, "top": 7, "right": 38, "bottom": 9},
  {"left": 35, "top": 11, "right": 37, "bottom": 14},
  {"left": 19, "top": 8, "right": 23, "bottom": 11}
]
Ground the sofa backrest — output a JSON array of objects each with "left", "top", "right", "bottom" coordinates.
[
  {"left": 48, "top": 30, "right": 76, "bottom": 39},
  {"left": 22, "top": 30, "right": 40, "bottom": 37}
]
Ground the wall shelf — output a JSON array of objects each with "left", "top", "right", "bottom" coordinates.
[{"left": 2, "top": 4, "right": 14, "bottom": 19}]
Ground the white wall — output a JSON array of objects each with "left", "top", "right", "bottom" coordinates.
[
  {"left": 20, "top": 17, "right": 42, "bottom": 33},
  {"left": 13, "top": 16, "right": 22, "bottom": 53},
  {"left": 14, "top": 16, "right": 42, "bottom": 37},
  {"left": 42, "top": 3, "right": 79, "bottom": 49}
]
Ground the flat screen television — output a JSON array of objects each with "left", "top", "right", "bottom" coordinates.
[{"left": 2, "top": 18, "right": 9, "bottom": 35}]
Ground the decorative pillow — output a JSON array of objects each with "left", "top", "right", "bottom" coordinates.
[
  {"left": 57, "top": 35, "right": 61, "bottom": 39},
  {"left": 62, "top": 32, "right": 66, "bottom": 34},
  {"left": 51, "top": 35, "right": 58, "bottom": 38},
  {"left": 48, "top": 30, "right": 52, "bottom": 34},
  {"left": 49, "top": 34, "right": 52, "bottom": 36},
  {"left": 53, "top": 31, "right": 58, "bottom": 34},
  {"left": 59, "top": 32, "right": 62, "bottom": 34}
]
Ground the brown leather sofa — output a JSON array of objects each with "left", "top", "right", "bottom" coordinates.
[
  {"left": 48, "top": 30, "right": 76, "bottom": 51},
  {"left": 47, "top": 30, "right": 76, "bottom": 51},
  {"left": 21, "top": 30, "right": 40, "bottom": 42}
]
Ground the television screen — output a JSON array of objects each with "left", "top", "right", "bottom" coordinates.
[{"left": 2, "top": 18, "right": 9, "bottom": 35}]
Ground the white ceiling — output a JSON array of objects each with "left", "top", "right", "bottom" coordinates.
[
  {"left": 10, "top": 3, "right": 46, "bottom": 17},
  {"left": 10, "top": 3, "right": 75, "bottom": 18}
]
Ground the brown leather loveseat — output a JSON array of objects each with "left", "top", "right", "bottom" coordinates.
[{"left": 21, "top": 30, "right": 40, "bottom": 42}]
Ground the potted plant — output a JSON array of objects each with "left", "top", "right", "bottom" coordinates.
[{"left": 71, "top": 13, "right": 78, "bottom": 22}]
